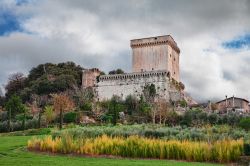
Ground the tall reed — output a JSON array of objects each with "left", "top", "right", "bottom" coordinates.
[{"left": 27, "top": 134, "right": 243, "bottom": 163}]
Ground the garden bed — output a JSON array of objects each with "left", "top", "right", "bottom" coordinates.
[{"left": 27, "top": 134, "right": 243, "bottom": 163}]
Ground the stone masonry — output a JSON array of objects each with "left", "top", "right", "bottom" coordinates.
[{"left": 82, "top": 35, "right": 183, "bottom": 102}]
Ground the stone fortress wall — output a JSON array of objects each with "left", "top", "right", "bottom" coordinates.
[
  {"left": 82, "top": 35, "right": 183, "bottom": 102},
  {"left": 96, "top": 70, "right": 180, "bottom": 101}
]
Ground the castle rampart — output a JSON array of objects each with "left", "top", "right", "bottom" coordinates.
[{"left": 82, "top": 35, "right": 183, "bottom": 102}]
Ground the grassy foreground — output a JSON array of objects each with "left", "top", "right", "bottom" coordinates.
[{"left": 0, "top": 135, "right": 222, "bottom": 166}]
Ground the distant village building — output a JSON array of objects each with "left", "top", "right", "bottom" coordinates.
[
  {"left": 82, "top": 35, "right": 193, "bottom": 103},
  {"left": 216, "top": 96, "right": 250, "bottom": 114}
]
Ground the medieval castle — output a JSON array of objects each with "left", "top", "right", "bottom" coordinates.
[{"left": 82, "top": 35, "right": 188, "bottom": 103}]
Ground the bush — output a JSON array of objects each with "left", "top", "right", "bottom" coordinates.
[
  {"left": 0, "top": 118, "right": 41, "bottom": 133},
  {"left": 0, "top": 121, "right": 8, "bottom": 132},
  {"left": 51, "top": 124, "right": 250, "bottom": 142},
  {"left": 0, "top": 111, "right": 8, "bottom": 121},
  {"left": 63, "top": 112, "right": 78, "bottom": 123},
  {"left": 239, "top": 118, "right": 250, "bottom": 131},
  {"left": 15, "top": 114, "right": 33, "bottom": 121},
  {"left": 244, "top": 143, "right": 250, "bottom": 156},
  {"left": 0, "top": 128, "right": 51, "bottom": 136},
  {"left": 80, "top": 102, "right": 92, "bottom": 111}
]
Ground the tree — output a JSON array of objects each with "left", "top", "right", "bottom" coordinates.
[
  {"left": 44, "top": 105, "right": 55, "bottom": 127},
  {"left": 108, "top": 69, "right": 125, "bottom": 75},
  {"left": 52, "top": 94, "right": 75, "bottom": 130},
  {"left": 143, "top": 84, "right": 157, "bottom": 123},
  {"left": 125, "top": 95, "right": 138, "bottom": 115},
  {"left": 157, "top": 99, "right": 170, "bottom": 124},
  {"left": 108, "top": 95, "right": 124, "bottom": 125},
  {"left": 5, "top": 95, "right": 24, "bottom": 132},
  {"left": 21, "top": 105, "right": 29, "bottom": 130},
  {"left": 136, "top": 95, "right": 151, "bottom": 123},
  {"left": 5, "top": 73, "right": 26, "bottom": 98},
  {"left": 31, "top": 94, "right": 48, "bottom": 128},
  {"left": 239, "top": 118, "right": 250, "bottom": 131}
]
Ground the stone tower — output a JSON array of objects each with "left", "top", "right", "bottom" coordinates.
[
  {"left": 131, "top": 35, "right": 180, "bottom": 82},
  {"left": 82, "top": 68, "right": 100, "bottom": 88}
]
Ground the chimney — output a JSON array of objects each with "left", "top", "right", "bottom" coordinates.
[{"left": 233, "top": 95, "right": 235, "bottom": 108}]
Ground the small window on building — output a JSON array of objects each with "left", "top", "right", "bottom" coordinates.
[
  {"left": 174, "top": 72, "right": 175, "bottom": 75},
  {"left": 170, "top": 54, "right": 172, "bottom": 58},
  {"left": 174, "top": 57, "right": 176, "bottom": 61},
  {"left": 152, "top": 68, "right": 154, "bottom": 70},
  {"left": 141, "top": 69, "right": 143, "bottom": 72},
  {"left": 154, "top": 37, "right": 157, "bottom": 40}
]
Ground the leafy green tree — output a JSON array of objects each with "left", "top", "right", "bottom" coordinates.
[
  {"left": 239, "top": 118, "right": 250, "bottom": 130},
  {"left": 5, "top": 95, "right": 25, "bottom": 132},
  {"left": 138, "top": 96, "right": 151, "bottom": 113},
  {"left": 13, "top": 62, "right": 83, "bottom": 102},
  {"left": 108, "top": 95, "right": 125, "bottom": 125},
  {"left": 208, "top": 113, "right": 218, "bottom": 125},
  {"left": 21, "top": 105, "right": 29, "bottom": 130},
  {"left": 143, "top": 84, "right": 156, "bottom": 103},
  {"left": 143, "top": 84, "right": 157, "bottom": 123},
  {"left": 108, "top": 69, "right": 125, "bottom": 75},
  {"left": 125, "top": 95, "right": 138, "bottom": 115}
]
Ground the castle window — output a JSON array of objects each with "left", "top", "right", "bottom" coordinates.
[
  {"left": 174, "top": 58, "right": 176, "bottom": 61},
  {"left": 170, "top": 54, "right": 172, "bottom": 58},
  {"left": 152, "top": 68, "right": 154, "bottom": 70},
  {"left": 154, "top": 37, "right": 157, "bottom": 40}
]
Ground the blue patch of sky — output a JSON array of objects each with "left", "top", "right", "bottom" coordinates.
[
  {"left": 16, "top": 0, "right": 31, "bottom": 6},
  {"left": 0, "top": 0, "right": 36, "bottom": 36},
  {"left": 0, "top": 12, "right": 21, "bottom": 36},
  {"left": 222, "top": 34, "right": 250, "bottom": 49}
]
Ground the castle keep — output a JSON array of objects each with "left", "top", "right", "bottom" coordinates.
[
  {"left": 82, "top": 35, "right": 183, "bottom": 102},
  {"left": 131, "top": 35, "right": 180, "bottom": 82}
]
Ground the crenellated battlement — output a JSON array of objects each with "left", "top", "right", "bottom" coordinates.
[
  {"left": 130, "top": 35, "right": 180, "bottom": 53},
  {"left": 99, "top": 70, "right": 170, "bottom": 82},
  {"left": 82, "top": 35, "right": 183, "bottom": 102}
]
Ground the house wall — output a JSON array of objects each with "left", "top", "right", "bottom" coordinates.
[{"left": 216, "top": 97, "right": 250, "bottom": 113}]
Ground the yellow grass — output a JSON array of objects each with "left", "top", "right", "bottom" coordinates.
[{"left": 27, "top": 134, "right": 243, "bottom": 163}]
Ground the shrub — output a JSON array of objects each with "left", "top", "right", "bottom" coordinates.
[
  {"left": 239, "top": 118, "right": 250, "bottom": 131},
  {"left": 51, "top": 124, "right": 250, "bottom": 142},
  {"left": 0, "top": 111, "right": 8, "bottom": 121},
  {"left": 243, "top": 142, "right": 250, "bottom": 156},
  {"left": 0, "top": 118, "right": 41, "bottom": 133},
  {"left": 0, "top": 121, "right": 8, "bottom": 132},
  {"left": 80, "top": 102, "right": 92, "bottom": 111},
  {"left": 0, "top": 128, "right": 51, "bottom": 136},
  {"left": 15, "top": 114, "right": 33, "bottom": 121},
  {"left": 63, "top": 112, "right": 78, "bottom": 123},
  {"left": 28, "top": 134, "right": 243, "bottom": 163}
]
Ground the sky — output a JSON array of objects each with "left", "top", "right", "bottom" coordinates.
[{"left": 0, "top": 0, "right": 250, "bottom": 102}]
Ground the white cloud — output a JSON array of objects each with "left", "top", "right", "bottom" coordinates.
[{"left": 0, "top": 0, "right": 250, "bottom": 102}]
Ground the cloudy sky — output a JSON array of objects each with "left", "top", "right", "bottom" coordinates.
[{"left": 0, "top": 0, "right": 250, "bottom": 102}]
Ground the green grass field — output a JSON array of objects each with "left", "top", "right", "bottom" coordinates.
[{"left": 0, "top": 136, "right": 222, "bottom": 166}]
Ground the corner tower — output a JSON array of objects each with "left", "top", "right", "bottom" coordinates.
[{"left": 131, "top": 35, "right": 180, "bottom": 82}]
